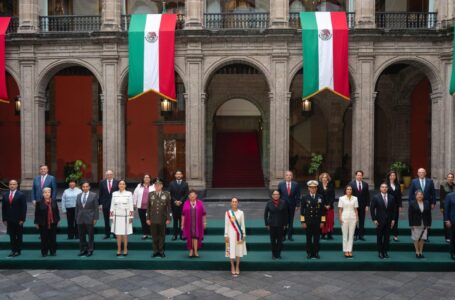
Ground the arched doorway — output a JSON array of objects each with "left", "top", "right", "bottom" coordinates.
[
  {"left": 0, "top": 72, "right": 21, "bottom": 181},
  {"left": 43, "top": 66, "right": 103, "bottom": 183},
  {"left": 205, "top": 62, "right": 270, "bottom": 187},
  {"left": 123, "top": 72, "right": 186, "bottom": 184},
  {"left": 374, "top": 62, "right": 432, "bottom": 184},
  {"left": 289, "top": 68, "right": 353, "bottom": 184}
]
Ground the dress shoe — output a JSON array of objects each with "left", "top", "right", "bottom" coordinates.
[
  {"left": 383, "top": 252, "right": 389, "bottom": 259},
  {"left": 160, "top": 253, "right": 166, "bottom": 258},
  {"left": 8, "top": 251, "right": 15, "bottom": 257},
  {"left": 416, "top": 253, "right": 420, "bottom": 259},
  {"left": 446, "top": 239, "right": 451, "bottom": 244},
  {"left": 13, "top": 252, "right": 20, "bottom": 257},
  {"left": 420, "top": 254, "right": 425, "bottom": 259},
  {"left": 314, "top": 254, "right": 320, "bottom": 259},
  {"left": 86, "top": 251, "right": 93, "bottom": 257},
  {"left": 116, "top": 253, "right": 122, "bottom": 257},
  {"left": 378, "top": 253, "right": 384, "bottom": 259},
  {"left": 152, "top": 253, "right": 160, "bottom": 258},
  {"left": 78, "top": 251, "right": 88, "bottom": 257},
  {"left": 272, "top": 256, "right": 276, "bottom": 260},
  {"left": 123, "top": 253, "right": 128, "bottom": 257},
  {"left": 277, "top": 255, "right": 282, "bottom": 260},
  {"left": 327, "top": 234, "right": 334, "bottom": 240},
  {"left": 307, "top": 254, "right": 312, "bottom": 259},
  {"left": 288, "top": 237, "right": 294, "bottom": 242},
  {"left": 321, "top": 234, "right": 327, "bottom": 240},
  {"left": 141, "top": 236, "right": 148, "bottom": 240},
  {"left": 172, "top": 236, "right": 177, "bottom": 241},
  {"left": 359, "top": 236, "right": 366, "bottom": 241},
  {"left": 112, "top": 234, "right": 117, "bottom": 239},
  {"left": 103, "top": 235, "right": 110, "bottom": 240},
  {"left": 393, "top": 236, "right": 399, "bottom": 242},
  {"left": 42, "top": 254, "right": 48, "bottom": 257},
  {"left": 50, "top": 252, "right": 56, "bottom": 256}
]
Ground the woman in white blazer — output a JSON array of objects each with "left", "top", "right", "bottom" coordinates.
[
  {"left": 338, "top": 185, "right": 358, "bottom": 258},
  {"left": 133, "top": 174, "right": 155, "bottom": 239}
]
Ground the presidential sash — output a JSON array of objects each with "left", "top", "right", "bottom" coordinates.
[{"left": 227, "top": 210, "right": 244, "bottom": 242}]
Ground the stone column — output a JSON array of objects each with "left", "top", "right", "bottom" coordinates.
[
  {"left": 102, "top": 54, "right": 125, "bottom": 179},
  {"left": 18, "top": 0, "right": 39, "bottom": 33},
  {"left": 19, "top": 52, "right": 43, "bottom": 192},
  {"left": 435, "top": 0, "right": 454, "bottom": 29},
  {"left": 354, "top": 0, "right": 375, "bottom": 29},
  {"left": 269, "top": 53, "right": 289, "bottom": 188},
  {"left": 185, "top": 53, "right": 205, "bottom": 189},
  {"left": 351, "top": 53, "right": 375, "bottom": 187},
  {"left": 269, "top": 0, "right": 288, "bottom": 29},
  {"left": 430, "top": 91, "right": 444, "bottom": 186},
  {"left": 185, "top": 0, "right": 203, "bottom": 29},
  {"left": 101, "top": 0, "right": 122, "bottom": 31}
]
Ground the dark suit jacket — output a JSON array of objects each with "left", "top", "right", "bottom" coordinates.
[
  {"left": 318, "top": 182, "right": 335, "bottom": 208},
  {"left": 168, "top": 180, "right": 189, "bottom": 209},
  {"left": 408, "top": 200, "right": 431, "bottom": 227},
  {"left": 32, "top": 174, "right": 57, "bottom": 202},
  {"left": 349, "top": 180, "right": 370, "bottom": 207},
  {"left": 75, "top": 192, "right": 99, "bottom": 225},
  {"left": 444, "top": 192, "right": 455, "bottom": 223},
  {"left": 370, "top": 193, "right": 396, "bottom": 225},
  {"left": 34, "top": 199, "right": 60, "bottom": 226},
  {"left": 300, "top": 194, "right": 326, "bottom": 225},
  {"left": 387, "top": 182, "right": 402, "bottom": 208},
  {"left": 98, "top": 179, "right": 119, "bottom": 208},
  {"left": 264, "top": 200, "right": 288, "bottom": 227},
  {"left": 408, "top": 178, "right": 436, "bottom": 205},
  {"left": 2, "top": 190, "right": 27, "bottom": 223},
  {"left": 277, "top": 180, "right": 301, "bottom": 207}
]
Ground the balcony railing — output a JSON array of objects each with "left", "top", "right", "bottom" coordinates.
[
  {"left": 289, "top": 12, "right": 355, "bottom": 29},
  {"left": 121, "top": 14, "right": 185, "bottom": 31},
  {"left": 205, "top": 12, "right": 269, "bottom": 29},
  {"left": 375, "top": 12, "right": 437, "bottom": 29},
  {"left": 39, "top": 15, "right": 101, "bottom": 32},
  {"left": 6, "top": 16, "right": 18, "bottom": 33}
]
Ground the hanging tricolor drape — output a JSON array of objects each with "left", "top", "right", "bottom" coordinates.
[
  {"left": 450, "top": 27, "right": 455, "bottom": 96},
  {"left": 128, "top": 14, "right": 177, "bottom": 101},
  {"left": 0, "top": 17, "right": 11, "bottom": 103},
  {"left": 300, "top": 12, "right": 349, "bottom": 100}
]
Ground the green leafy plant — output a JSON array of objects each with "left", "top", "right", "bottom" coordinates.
[
  {"left": 308, "top": 153, "right": 323, "bottom": 176},
  {"left": 389, "top": 161, "right": 410, "bottom": 177},
  {"left": 64, "top": 160, "right": 87, "bottom": 184}
]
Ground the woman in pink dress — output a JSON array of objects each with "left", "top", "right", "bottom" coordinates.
[{"left": 181, "top": 190, "right": 207, "bottom": 257}]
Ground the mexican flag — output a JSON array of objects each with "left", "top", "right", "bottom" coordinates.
[
  {"left": 300, "top": 12, "right": 349, "bottom": 100},
  {"left": 450, "top": 27, "right": 455, "bottom": 96},
  {"left": 128, "top": 14, "right": 177, "bottom": 101},
  {"left": 0, "top": 17, "right": 11, "bottom": 103}
]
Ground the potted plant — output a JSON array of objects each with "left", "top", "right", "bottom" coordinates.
[
  {"left": 389, "top": 161, "right": 411, "bottom": 188},
  {"left": 64, "top": 159, "right": 87, "bottom": 184},
  {"left": 308, "top": 153, "right": 323, "bottom": 179}
]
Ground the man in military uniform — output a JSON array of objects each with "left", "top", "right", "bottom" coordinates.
[
  {"left": 146, "top": 179, "right": 171, "bottom": 258},
  {"left": 301, "top": 180, "right": 326, "bottom": 259}
]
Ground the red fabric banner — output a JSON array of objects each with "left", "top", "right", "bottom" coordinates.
[{"left": 0, "top": 17, "right": 11, "bottom": 103}]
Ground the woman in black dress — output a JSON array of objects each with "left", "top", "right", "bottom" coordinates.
[
  {"left": 386, "top": 170, "right": 402, "bottom": 241},
  {"left": 318, "top": 172, "right": 335, "bottom": 239}
]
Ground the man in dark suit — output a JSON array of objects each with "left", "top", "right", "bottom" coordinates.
[
  {"left": 444, "top": 192, "right": 455, "bottom": 260},
  {"left": 168, "top": 170, "right": 189, "bottom": 240},
  {"left": 277, "top": 171, "right": 301, "bottom": 241},
  {"left": 75, "top": 181, "right": 99, "bottom": 257},
  {"left": 408, "top": 168, "right": 436, "bottom": 208},
  {"left": 350, "top": 170, "right": 370, "bottom": 240},
  {"left": 32, "top": 164, "right": 57, "bottom": 205},
  {"left": 300, "top": 180, "right": 326, "bottom": 259},
  {"left": 98, "top": 170, "right": 119, "bottom": 239},
  {"left": 371, "top": 183, "right": 396, "bottom": 259},
  {"left": 2, "top": 179, "right": 27, "bottom": 257}
]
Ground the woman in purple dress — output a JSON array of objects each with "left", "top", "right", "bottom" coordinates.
[{"left": 181, "top": 190, "right": 206, "bottom": 257}]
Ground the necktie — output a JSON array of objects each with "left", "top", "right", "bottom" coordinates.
[
  {"left": 178, "top": 180, "right": 181, "bottom": 185},
  {"left": 9, "top": 192, "right": 13, "bottom": 205},
  {"left": 287, "top": 182, "right": 291, "bottom": 196},
  {"left": 41, "top": 176, "right": 45, "bottom": 188},
  {"left": 83, "top": 193, "right": 88, "bottom": 207},
  {"left": 383, "top": 194, "right": 387, "bottom": 207},
  {"left": 421, "top": 179, "right": 425, "bottom": 191},
  {"left": 108, "top": 180, "right": 112, "bottom": 193},
  {"left": 358, "top": 182, "right": 362, "bottom": 192}
]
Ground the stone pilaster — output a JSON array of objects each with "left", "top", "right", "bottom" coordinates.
[
  {"left": 185, "top": 53, "right": 205, "bottom": 189},
  {"left": 354, "top": 0, "right": 375, "bottom": 29},
  {"left": 101, "top": 0, "right": 122, "bottom": 31},
  {"left": 269, "top": 0, "right": 288, "bottom": 29},
  {"left": 185, "top": 0, "right": 203, "bottom": 29},
  {"left": 351, "top": 53, "right": 375, "bottom": 187},
  {"left": 430, "top": 91, "right": 444, "bottom": 186},
  {"left": 435, "top": 0, "right": 454, "bottom": 29},
  {"left": 269, "top": 53, "right": 289, "bottom": 188},
  {"left": 102, "top": 50, "right": 124, "bottom": 179},
  {"left": 18, "top": 0, "right": 39, "bottom": 33}
]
